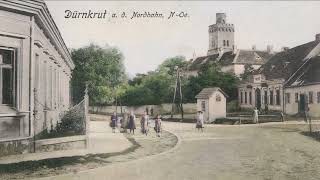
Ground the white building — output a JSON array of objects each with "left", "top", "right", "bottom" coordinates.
[
  {"left": 186, "top": 13, "right": 274, "bottom": 77},
  {"left": 0, "top": 0, "right": 74, "bottom": 156},
  {"left": 238, "top": 34, "right": 320, "bottom": 117},
  {"left": 195, "top": 87, "right": 228, "bottom": 122}
]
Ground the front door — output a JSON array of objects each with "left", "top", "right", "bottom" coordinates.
[{"left": 299, "top": 94, "right": 306, "bottom": 113}]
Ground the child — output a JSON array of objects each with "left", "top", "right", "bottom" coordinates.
[{"left": 154, "top": 114, "right": 162, "bottom": 137}]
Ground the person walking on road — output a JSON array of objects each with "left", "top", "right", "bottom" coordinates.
[
  {"left": 121, "top": 112, "right": 129, "bottom": 133},
  {"left": 111, "top": 112, "right": 117, "bottom": 133},
  {"left": 128, "top": 111, "right": 136, "bottom": 134},
  {"left": 196, "top": 111, "right": 204, "bottom": 132},
  {"left": 141, "top": 111, "right": 149, "bottom": 136},
  {"left": 154, "top": 114, "right": 162, "bottom": 137},
  {"left": 253, "top": 107, "right": 259, "bottom": 124}
]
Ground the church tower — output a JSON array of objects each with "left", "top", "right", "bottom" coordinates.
[{"left": 207, "top": 13, "right": 235, "bottom": 55}]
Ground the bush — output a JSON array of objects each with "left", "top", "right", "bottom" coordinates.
[
  {"left": 227, "top": 100, "right": 240, "bottom": 112},
  {"left": 36, "top": 111, "right": 85, "bottom": 140}
]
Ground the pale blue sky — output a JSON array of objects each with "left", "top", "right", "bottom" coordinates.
[{"left": 46, "top": 1, "right": 320, "bottom": 77}]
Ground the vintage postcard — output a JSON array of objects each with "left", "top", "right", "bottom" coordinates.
[{"left": 0, "top": 0, "right": 320, "bottom": 180}]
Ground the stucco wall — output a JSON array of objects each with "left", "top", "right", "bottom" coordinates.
[
  {"left": 208, "top": 91, "right": 227, "bottom": 122},
  {"left": 197, "top": 99, "right": 209, "bottom": 121},
  {"left": 285, "top": 84, "right": 320, "bottom": 117}
]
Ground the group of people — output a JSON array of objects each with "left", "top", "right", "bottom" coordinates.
[{"left": 110, "top": 111, "right": 162, "bottom": 137}]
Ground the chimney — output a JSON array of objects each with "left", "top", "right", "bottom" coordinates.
[
  {"left": 267, "top": 45, "right": 273, "bottom": 53},
  {"left": 316, "top": 33, "right": 320, "bottom": 42},
  {"left": 252, "top": 45, "right": 256, "bottom": 51},
  {"left": 281, "top": 47, "right": 290, "bottom": 51}
]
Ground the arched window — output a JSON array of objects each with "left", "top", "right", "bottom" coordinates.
[
  {"left": 223, "top": 40, "right": 226, "bottom": 46},
  {"left": 227, "top": 40, "right": 229, "bottom": 47}
]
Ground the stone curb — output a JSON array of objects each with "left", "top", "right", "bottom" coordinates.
[{"left": 36, "top": 128, "right": 182, "bottom": 180}]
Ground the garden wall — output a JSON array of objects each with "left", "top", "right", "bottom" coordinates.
[
  {"left": 35, "top": 135, "right": 87, "bottom": 153},
  {"left": 0, "top": 137, "right": 33, "bottom": 157},
  {"left": 90, "top": 103, "right": 197, "bottom": 116}
]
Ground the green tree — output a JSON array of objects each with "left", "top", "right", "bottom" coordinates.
[
  {"left": 71, "top": 44, "right": 126, "bottom": 105},
  {"left": 183, "top": 63, "right": 239, "bottom": 102},
  {"left": 157, "top": 56, "right": 188, "bottom": 75}
]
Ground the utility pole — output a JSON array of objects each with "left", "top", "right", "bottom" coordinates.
[{"left": 171, "top": 66, "right": 184, "bottom": 120}]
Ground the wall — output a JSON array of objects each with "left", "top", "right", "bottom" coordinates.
[
  {"left": 0, "top": 9, "right": 31, "bottom": 138},
  {"left": 0, "top": 138, "right": 32, "bottom": 157},
  {"left": 35, "top": 135, "right": 87, "bottom": 153},
  {"left": 90, "top": 103, "right": 197, "bottom": 116},
  {"left": 33, "top": 21, "right": 72, "bottom": 135},
  {"left": 285, "top": 84, "right": 320, "bottom": 117},
  {"left": 208, "top": 91, "right": 227, "bottom": 122},
  {"left": 197, "top": 99, "right": 209, "bottom": 121},
  {"left": 234, "top": 64, "right": 245, "bottom": 77}
]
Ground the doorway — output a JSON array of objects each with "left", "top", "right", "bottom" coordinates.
[
  {"left": 299, "top": 94, "right": 306, "bottom": 113},
  {"left": 255, "top": 88, "right": 261, "bottom": 110}
]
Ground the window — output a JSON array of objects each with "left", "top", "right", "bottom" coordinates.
[
  {"left": 295, "top": 93, "right": 299, "bottom": 103},
  {"left": 245, "top": 92, "right": 247, "bottom": 104},
  {"left": 249, "top": 92, "right": 252, "bottom": 105},
  {"left": 223, "top": 40, "right": 226, "bottom": 46},
  {"left": 216, "top": 94, "right": 221, "bottom": 102},
  {"left": 201, "top": 101, "right": 206, "bottom": 112},
  {"left": 276, "top": 90, "right": 281, "bottom": 105},
  {"left": 270, "top": 90, "right": 274, "bottom": 105},
  {"left": 0, "top": 48, "right": 15, "bottom": 106},
  {"left": 309, "top": 91, "right": 313, "bottom": 104},
  {"left": 285, "top": 93, "right": 291, "bottom": 104},
  {"left": 240, "top": 92, "right": 243, "bottom": 104},
  {"left": 227, "top": 40, "right": 229, "bottom": 47},
  {"left": 317, "top": 92, "right": 320, "bottom": 104}
]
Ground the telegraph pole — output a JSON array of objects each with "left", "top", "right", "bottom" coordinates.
[{"left": 171, "top": 66, "right": 184, "bottom": 120}]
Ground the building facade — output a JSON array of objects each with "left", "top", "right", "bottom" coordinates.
[
  {"left": 195, "top": 87, "right": 228, "bottom": 122},
  {"left": 238, "top": 34, "right": 320, "bottom": 117},
  {"left": 0, "top": 0, "right": 74, "bottom": 156}
]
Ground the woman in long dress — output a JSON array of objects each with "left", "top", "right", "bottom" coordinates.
[
  {"left": 253, "top": 107, "right": 259, "bottom": 124},
  {"left": 154, "top": 114, "right": 162, "bottom": 137},
  {"left": 140, "top": 111, "right": 149, "bottom": 135},
  {"left": 128, "top": 112, "right": 136, "bottom": 134}
]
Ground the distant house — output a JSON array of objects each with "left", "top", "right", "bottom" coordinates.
[
  {"left": 185, "top": 13, "right": 274, "bottom": 77},
  {"left": 0, "top": 0, "right": 74, "bottom": 156},
  {"left": 238, "top": 34, "right": 320, "bottom": 117},
  {"left": 195, "top": 87, "right": 228, "bottom": 122}
]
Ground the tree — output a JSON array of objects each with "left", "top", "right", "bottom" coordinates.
[
  {"left": 157, "top": 56, "right": 188, "bottom": 75},
  {"left": 241, "top": 64, "right": 254, "bottom": 80},
  {"left": 183, "top": 63, "right": 239, "bottom": 102},
  {"left": 71, "top": 44, "right": 126, "bottom": 105}
]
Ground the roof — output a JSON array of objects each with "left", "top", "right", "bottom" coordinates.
[
  {"left": 235, "top": 50, "right": 273, "bottom": 65},
  {"left": 285, "top": 56, "right": 320, "bottom": 87},
  {"left": 218, "top": 51, "right": 236, "bottom": 66},
  {"left": 188, "top": 54, "right": 219, "bottom": 70},
  {"left": 258, "top": 41, "right": 320, "bottom": 80},
  {"left": 188, "top": 49, "right": 273, "bottom": 70},
  {"left": 195, "top": 87, "right": 228, "bottom": 99}
]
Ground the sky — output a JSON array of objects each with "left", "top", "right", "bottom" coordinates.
[{"left": 46, "top": 1, "right": 320, "bottom": 77}]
